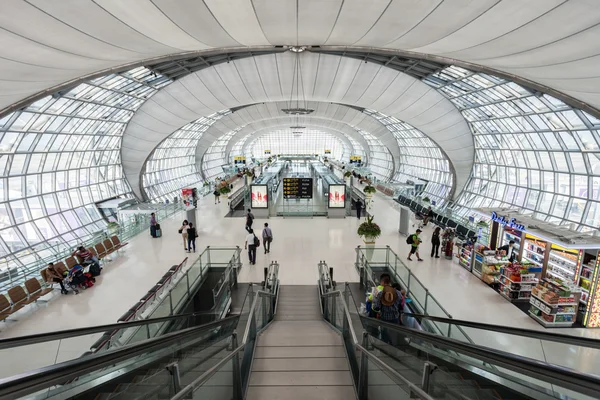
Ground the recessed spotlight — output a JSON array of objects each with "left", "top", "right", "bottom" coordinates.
[{"left": 289, "top": 46, "right": 306, "bottom": 53}]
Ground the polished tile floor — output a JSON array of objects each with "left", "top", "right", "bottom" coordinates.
[{"left": 1, "top": 181, "right": 599, "bottom": 384}]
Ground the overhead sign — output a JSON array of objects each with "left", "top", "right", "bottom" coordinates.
[
  {"left": 234, "top": 156, "right": 246, "bottom": 165},
  {"left": 324, "top": 150, "right": 331, "bottom": 154},
  {"left": 491, "top": 211, "right": 525, "bottom": 231},
  {"left": 283, "top": 177, "right": 313, "bottom": 199},
  {"left": 349, "top": 155, "right": 362, "bottom": 164},
  {"left": 264, "top": 150, "right": 271, "bottom": 155}
]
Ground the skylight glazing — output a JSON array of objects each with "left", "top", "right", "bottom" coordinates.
[
  {"left": 142, "top": 111, "right": 229, "bottom": 202},
  {"left": 243, "top": 130, "right": 351, "bottom": 160},
  {"left": 364, "top": 110, "right": 453, "bottom": 203},
  {"left": 425, "top": 66, "right": 600, "bottom": 231},
  {"left": 0, "top": 67, "right": 170, "bottom": 269}
]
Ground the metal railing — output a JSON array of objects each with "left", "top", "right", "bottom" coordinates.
[
  {"left": 324, "top": 284, "right": 600, "bottom": 400},
  {"left": 355, "top": 245, "right": 473, "bottom": 343}
]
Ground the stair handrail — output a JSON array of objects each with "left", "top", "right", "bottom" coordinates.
[
  {"left": 0, "top": 316, "right": 240, "bottom": 399},
  {"left": 0, "top": 310, "right": 223, "bottom": 351},
  {"left": 403, "top": 312, "right": 600, "bottom": 349}
]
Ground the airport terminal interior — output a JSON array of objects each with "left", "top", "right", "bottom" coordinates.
[{"left": 1, "top": 2, "right": 600, "bottom": 399}]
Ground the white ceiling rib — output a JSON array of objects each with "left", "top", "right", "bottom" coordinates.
[
  {"left": 0, "top": 1, "right": 598, "bottom": 114},
  {"left": 121, "top": 52, "right": 471, "bottom": 199}
]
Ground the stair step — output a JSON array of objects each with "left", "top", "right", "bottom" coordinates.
[
  {"left": 249, "top": 371, "right": 353, "bottom": 386},
  {"left": 254, "top": 345, "right": 346, "bottom": 359},
  {"left": 246, "top": 385, "right": 355, "bottom": 400},
  {"left": 251, "top": 357, "right": 349, "bottom": 371}
]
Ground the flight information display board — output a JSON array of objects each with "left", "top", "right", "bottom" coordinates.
[{"left": 283, "top": 178, "right": 313, "bottom": 199}]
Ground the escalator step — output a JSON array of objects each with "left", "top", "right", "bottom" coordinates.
[{"left": 246, "top": 385, "right": 356, "bottom": 400}]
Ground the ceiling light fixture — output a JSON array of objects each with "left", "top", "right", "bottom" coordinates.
[
  {"left": 282, "top": 108, "right": 313, "bottom": 115},
  {"left": 289, "top": 46, "right": 306, "bottom": 53},
  {"left": 290, "top": 126, "right": 306, "bottom": 129}
]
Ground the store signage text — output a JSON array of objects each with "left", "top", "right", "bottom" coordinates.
[{"left": 491, "top": 212, "right": 525, "bottom": 231}]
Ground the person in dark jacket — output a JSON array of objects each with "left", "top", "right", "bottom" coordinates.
[
  {"left": 498, "top": 240, "right": 517, "bottom": 261},
  {"left": 187, "top": 222, "right": 197, "bottom": 253},
  {"left": 431, "top": 226, "right": 441, "bottom": 258},
  {"left": 356, "top": 200, "right": 363, "bottom": 219}
]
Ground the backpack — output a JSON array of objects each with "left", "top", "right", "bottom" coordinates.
[
  {"left": 406, "top": 235, "right": 414, "bottom": 245},
  {"left": 89, "top": 263, "right": 101, "bottom": 277},
  {"left": 253, "top": 235, "right": 260, "bottom": 248}
]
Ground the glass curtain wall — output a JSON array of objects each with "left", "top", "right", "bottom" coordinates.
[
  {"left": 357, "top": 130, "right": 393, "bottom": 182},
  {"left": 0, "top": 67, "right": 170, "bottom": 269},
  {"left": 142, "top": 111, "right": 229, "bottom": 202},
  {"left": 202, "top": 128, "right": 242, "bottom": 182},
  {"left": 425, "top": 66, "right": 600, "bottom": 232},
  {"left": 363, "top": 110, "right": 453, "bottom": 203},
  {"left": 243, "top": 130, "right": 350, "bottom": 160}
]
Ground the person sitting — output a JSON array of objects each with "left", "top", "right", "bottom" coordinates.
[
  {"left": 47, "top": 263, "right": 68, "bottom": 294},
  {"left": 72, "top": 246, "right": 101, "bottom": 271}
]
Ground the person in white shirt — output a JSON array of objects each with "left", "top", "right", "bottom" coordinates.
[
  {"left": 262, "top": 223, "right": 273, "bottom": 254},
  {"left": 245, "top": 229, "right": 257, "bottom": 265}
]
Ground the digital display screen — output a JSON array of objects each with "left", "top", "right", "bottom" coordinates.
[
  {"left": 328, "top": 185, "right": 346, "bottom": 208},
  {"left": 250, "top": 185, "right": 268, "bottom": 208},
  {"left": 283, "top": 178, "right": 313, "bottom": 199}
]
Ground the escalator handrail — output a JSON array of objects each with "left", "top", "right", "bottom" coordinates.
[
  {"left": 0, "top": 315, "right": 240, "bottom": 400},
  {"left": 0, "top": 310, "right": 217, "bottom": 350},
  {"left": 320, "top": 290, "right": 434, "bottom": 399},
  {"left": 360, "top": 316, "right": 600, "bottom": 397},
  {"left": 403, "top": 312, "right": 600, "bottom": 349}
]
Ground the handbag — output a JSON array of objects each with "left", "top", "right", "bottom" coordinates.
[{"left": 178, "top": 229, "right": 182, "bottom": 234}]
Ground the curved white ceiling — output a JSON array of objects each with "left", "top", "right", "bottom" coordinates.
[
  {"left": 196, "top": 101, "right": 400, "bottom": 163},
  {"left": 122, "top": 52, "right": 471, "bottom": 198},
  {"left": 0, "top": 0, "right": 599, "bottom": 116}
]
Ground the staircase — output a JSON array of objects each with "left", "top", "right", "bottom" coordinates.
[{"left": 246, "top": 285, "right": 356, "bottom": 399}]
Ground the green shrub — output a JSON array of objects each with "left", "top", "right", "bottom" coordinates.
[
  {"left": 357, "top": 216, "right": 381, "bottom": 239},
  {"left": 363, "top": 185, "right": 376, "bottom": 194}
]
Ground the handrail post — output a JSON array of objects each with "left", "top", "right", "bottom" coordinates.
[
  {"left": 357, "top": 331, "right": 369, "bottom": 400},
  {"left": 424, "top": 290, "right": 429, "bottom": 314},
  {"left": 166, "top": 362, "right": 182, "bottom": 398},
  {"left": 231, "top": 332, "right": 243, "bottom": 400},
  {"left": 421, "top": 362, "right": 437, "bottom": 395}
]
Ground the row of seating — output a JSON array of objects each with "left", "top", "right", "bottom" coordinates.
[
  {"left": 0, "top": 235, "right": 128, "bottom": 324},
  {"left": 395, "top": 195, "right": 478, "bottom": 241}
]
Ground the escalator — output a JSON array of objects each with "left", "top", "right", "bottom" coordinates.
[{"left": 1, "top": 264, "right": 600, "bottom": 400}]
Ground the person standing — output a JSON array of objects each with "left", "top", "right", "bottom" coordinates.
[
  {"left": 245, "top": 229, "right": 257, "bottom": 265},
  {"left": 187, "top": 222, "right": 197, "bottom": 253},
  {"left": 150, "top": 212, "right": 158, "bottom": 238},
  {"left": 262, "top": 223, "right": 273, "bottom": 254},
  {"left": 373, "top": 275, "right": 403, "bottom": 345},
  {"left": 213, "top": 189, "right": 221, "bottom": 204},
  {"left": 407, "top": 229, "right": 423, "bottom": 261},
  {"left": 245, "top": 209, "right": 254, "bottom": 233},
  {"left": 179, "top": 220, "right": 189, "bottom": 251},
  {"left": 431, "top": 226, "right": 441, "bottom": 258},
  {"left": 498, "top": 240, "right": 517, "bottom": 261}
]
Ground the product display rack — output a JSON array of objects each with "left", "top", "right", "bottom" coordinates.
[
  {"left": 502, "top": 228, "right": 522, "bottom": 253},
  {"left": 529, "top": 279, "right": 578, "bottom": 328},
  {"left": 498, "top": 274, "right": 536, "bottom": 302},
  {"left": 521, "top": 236, "right": 547, "bottom": 268},
  {"left": 579, "top": 257, "right": 596, "bottom": 305},
  {"left": 547, "top": 248, "right": 580, "bottom": 284},
  {"left": 459, "top": 245, "right": 472, "bottom": 272}
]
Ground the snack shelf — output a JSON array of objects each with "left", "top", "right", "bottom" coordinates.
[
  {"left": 522, "top": 255, "right": 543, "bottom": 267},
  {"left": 530, "top": 303, "right": 575, "bottom": 316},
  {"left": 531, "top": 294, "right": 577, "bottom": 307},
  {"left": 547, "top": 260, "right": 576, "bottom": 275},
  {"left": 499, "top": 291, "right": 530, "bottom": 302},
  {"left": 551, "top": 253, "right": 577, "bottom": 265},
  {"left": 528, "top": 312, "right": 575, "bottom": 328}
]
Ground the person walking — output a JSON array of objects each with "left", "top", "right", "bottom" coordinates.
[
  {"left": 356, "top": 200, "right": 363, "bottom": 219},
  {"left": 150, "top": 212, "right": 158, "bottom": 238},
  {"left": 245, "top": 228, "right": 258, "bottom": 265},
  {"left": 213, "top": 188, "right": 221, "bottom": 204},
  {"left": 262, "top": 223, "right": 273, "bottom": 254},
  {"left": 407, "top": 229, "right": 423, "bottom": 261},
  {"left": 431, "top": 226, "right": 441, "bottom": 258},
  {"left": 245, "top": 209, "right": 254, "bottom": 233},
  {"left": 187, "top": 222, "right": 197, "bottom": 253},
  {"left": 179, "top": 220, "right": 189, "bottom": 251}
]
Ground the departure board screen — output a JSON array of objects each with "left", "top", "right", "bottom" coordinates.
[{"left": 283, "top": 178, "right": 313, "bottom": 199}]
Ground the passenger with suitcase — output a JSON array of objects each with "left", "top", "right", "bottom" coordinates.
[{"left": 150, "top": 213, "right": 160, "bottom": 238}]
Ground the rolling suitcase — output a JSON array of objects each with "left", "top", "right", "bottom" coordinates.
[{"left": 155, "top": 228, "right": 162, "bottom": 238}]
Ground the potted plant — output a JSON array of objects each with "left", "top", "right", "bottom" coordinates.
[
  {"left": 107, "top": 221, "right": 119, "bottom": 234},
  {"left": 323, "top": 157, "right": 329, "bottom": 163},
  {"left": 422, "top": 196, "right": 431, "bottom": 203},
  {"left": 219, "top": 186, "right": 231, "bottom": 198},
  {"left": 357, "top": 215, "right": 381, "bottom": 245},
  {"left": 363, "top": 185, "right": 376, "bottom": 198},
  {"left": 477, "top": 221, "right": 488, "bottom": 228},
  {"left": 203, "top": 181, "right": 210, "bottom": 187}
]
